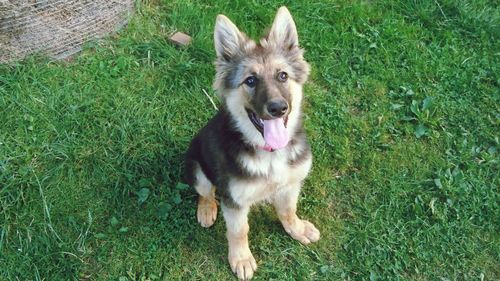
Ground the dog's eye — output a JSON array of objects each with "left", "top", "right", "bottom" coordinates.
[
  {"left": 244, "top": 76, "right": 257, "bottom": 88},
  {"left": 277, "top": 71, "right": 288, "bottom": 82}
]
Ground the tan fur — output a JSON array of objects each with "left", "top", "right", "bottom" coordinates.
[
  {"left": 223, "top": 205, "right": 257, "bottom": 280},
  {"left": 197, "top": 195, "right": 217, "bottom": 228},
  {"left": 194, "top": 163, "right": 218, "bottom": 227},
  {"left": 273, "top": 183, "right": 320, "bottom": 244},
  {"left": 193, "top": 7, "right": 319, "bottom": 280}
]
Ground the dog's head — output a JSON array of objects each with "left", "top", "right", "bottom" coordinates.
[{"left": 213, "top": 7, "right": 310, "bottom": 150}]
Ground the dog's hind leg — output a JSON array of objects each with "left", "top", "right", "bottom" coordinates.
[{"left": 193, "top": 163, "right": 218, "bottom": 227}]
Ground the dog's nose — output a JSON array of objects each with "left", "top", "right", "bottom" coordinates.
[{"left": 267, "top": 100, "right": 288, "bottom": 117}]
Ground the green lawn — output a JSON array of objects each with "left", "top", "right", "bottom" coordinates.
[{"left": 1, "top": 0, "right": 498, "bottom": 280}]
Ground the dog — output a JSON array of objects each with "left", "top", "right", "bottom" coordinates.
[{"left": 184, "top": 7, "right": 320, "bottom": 280}]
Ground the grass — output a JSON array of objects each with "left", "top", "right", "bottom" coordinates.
[{"left": 0, "top": 0, "right": 498, "bottom": 280}]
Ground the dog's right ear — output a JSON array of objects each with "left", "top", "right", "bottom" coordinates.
[
  {"left": 214, "top": 15, "right": 245, "bottom": 61},
  {"left": 268, "top": 7, "right": 299, "bottom": 50}
]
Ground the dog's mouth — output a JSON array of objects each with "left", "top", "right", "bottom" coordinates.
[{"left": 246, "top": 109, "right": 289, "bottom": 150}]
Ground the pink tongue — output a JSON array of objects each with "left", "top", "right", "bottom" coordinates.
[{"left": 263, "top": 118, "right": 289, "bottom": 150}]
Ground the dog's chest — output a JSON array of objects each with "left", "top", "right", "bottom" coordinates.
[
  {"left": 230, "top": 149, "right": 311, "bottom": 206},
  {"left": 241, "top": 151, "right": 291, "bottom": 182}
]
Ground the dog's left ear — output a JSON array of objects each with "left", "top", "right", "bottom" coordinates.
[{"left": 268, "top": 7, "right": 299, "bottom": 50}]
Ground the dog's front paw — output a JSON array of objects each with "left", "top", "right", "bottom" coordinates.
[
  {"left": 229, "top": 250, "right": 257, "bottom": 280},
  {"left": 285, "top": 219, "right": 320, "bottom": 245}
]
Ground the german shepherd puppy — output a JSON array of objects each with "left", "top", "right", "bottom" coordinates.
[{"left": 184, "top": 7, "right": 320, "bottom": 280}]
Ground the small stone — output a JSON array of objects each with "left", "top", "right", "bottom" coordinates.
[{"left": 169, "top": 32, "right": 192, "bottom": 47}]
